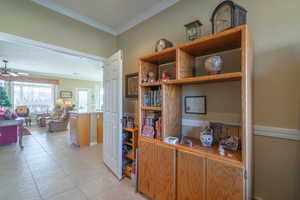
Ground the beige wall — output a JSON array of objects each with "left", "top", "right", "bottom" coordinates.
[
  {"left": 0, "top": 0, "right": 117, "bottom": 58},
  {"left": 117, "top": 0, "right": 300, "bottom": 199},
  {"left": 30, "top": 74, "right": 100, "bottom": 109}
]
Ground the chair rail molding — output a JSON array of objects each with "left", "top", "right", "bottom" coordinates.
[{"left": 182, "top": 119, "right": 300, "bottom": 141}]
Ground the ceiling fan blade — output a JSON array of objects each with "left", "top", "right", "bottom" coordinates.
[
  {"left": 8, "top": 71, "right": 19, "bottom": 76},
  {"left": 17, "top": 72, "right": 29, "bottom": 76}
]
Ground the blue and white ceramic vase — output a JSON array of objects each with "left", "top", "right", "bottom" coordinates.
[{"left": 200, "top": 127, "right": 213, "bottom": 147}]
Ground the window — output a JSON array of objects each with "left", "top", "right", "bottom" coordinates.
[
  {"left": 76, "top": 88, "right": 90, "bottom": 112},
  {"left": 13, "top": 82, "right": 55, "bottom": 114}
]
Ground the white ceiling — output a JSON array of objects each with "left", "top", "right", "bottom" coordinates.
[
  {"left": 0, "top": 40, "right": 103, "bottom": 82},
  {"left": 31, "top": 0, "right": 180, "bottom": 35}
]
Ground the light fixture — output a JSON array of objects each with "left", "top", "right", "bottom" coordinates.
[{"left": 0, "top": 60, "right": 29, "bottom": 77}]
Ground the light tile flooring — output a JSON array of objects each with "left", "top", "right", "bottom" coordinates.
[{"left": 0, "top": 127, "right": 145, "bottom": 200}]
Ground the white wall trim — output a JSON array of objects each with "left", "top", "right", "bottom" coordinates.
[
  {"left": 254, "top": 125, "right": 300, "bottom": 141},
  {"left": 31, "top": 0, "right": 180, "bottom": 36},
  {"left": 115, "top": 0, "right": 180, "bottom": 35},
  {"left": 0, "top": 32, "right": 106, "bottom": 62},
  {"left": 31, "top": 0, "right": 118, "bottom": 36},
  {"left": 182, "top": 119, "right": 300, "bottom": 141}
]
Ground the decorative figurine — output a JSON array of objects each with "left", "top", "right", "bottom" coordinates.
[
  {"left": 200, "top": 127, "right": 214, "bottom": 147},
  {"left": 219, "top": 144, "right": 225, "bottom": 156},
  {"left": 155, "top": 39, "right": 173, "bottom": 52},
  {"left": 204, "top": 56, "right": 223, "bottom": 75},
  {"left": 219, "top": 136, "right": 239, "bottom": 151},
  {"left": 211, "top": 0, "right": 247, "bottom": 34},
  {"left": 161, "top": 71, "right": 170, "bottom": 82},
  {"left": 184, "top": 20, "right": 203, "bottom": 41},
  {"left": 142, "top": 74, "right": 148, "bottom": 83},
  {"left": 148, "top": 72, "right": 156, "bottom": 82}
]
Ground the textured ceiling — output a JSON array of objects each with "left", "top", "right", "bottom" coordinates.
[
  {"left": 32, "top": 0, "right": 179, "bottom": 35},
  {"left": 53, "top": 0, "right": 163, "bottom": 29}
]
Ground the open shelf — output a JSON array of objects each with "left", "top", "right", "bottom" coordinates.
[
  {"left": 141, "top": 106, "right": 161, "bottom": 111},
  {"left": 164, "top": 72, "right": 242, "bottom": 85},
  {"left": 140, "top": 26, "right": 243, "bottom": 61},
  {"left": 125, "top": 153, "right": 134, "bottom": 160},
  {"left": 140, "top": 48, "right": 176, "bottom": 64},
  {"left": 124, "top": 141, "right": 133, "bottom": 147},
  {"left": 124, "top": 169, "right": 131, "bottom": 178},
  {"left": 123, "top": 127, "right": 137, "bottom": 132},
  {"left": 140, "top": 81, "right": 162, "bottom": 87},
  {"left": 179, "top": 28, "right": 242, "bottom": 57},
  {"left": 140, "top": 136, "right": 242, "bottom": 167}
]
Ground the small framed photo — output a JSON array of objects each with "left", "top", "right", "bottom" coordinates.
[
  {"left": 125, "top": 72, "right": 139, "bottom": 98},
  {"left": 184, "top": 96, "right": 207, "bottom": 114},
  {"left": 60, "top": 91, "right": 72, "bottom": 99},
  {"left": 158, "top": 62, "right": 176, "bottom": 81}
]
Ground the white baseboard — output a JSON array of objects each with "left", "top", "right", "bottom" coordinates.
[{"left": 182, "top": 119, "right": 300, "bottom": 141}]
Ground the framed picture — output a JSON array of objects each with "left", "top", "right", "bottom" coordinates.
[
  {"left": 125, "top": 72, "right": 139, "bottom": 98},
  {"left": 184, "top": 96, "right": 207, "bottom": 114},
  {"left": 60, "top": 91, "right": 72, "bottom": 99},
  {"left": 158, "top": 62, "right": 176, "bottom": 80}
]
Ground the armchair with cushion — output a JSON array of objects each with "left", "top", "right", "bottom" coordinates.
[
  {"left": 47, "top": 106, "right": 73, "bottom": 132},
  {"left": 15, "top": 106, "right": 31, "bottom": 127},
  {"left": 47, "top": 113, "right": 70, "bottom": 132},
  {"left": 37, "top": 105, "right": 63, "bottom": 127}
]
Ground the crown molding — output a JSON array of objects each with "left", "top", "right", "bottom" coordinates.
[
  {"left": 31, "top": 0, "right": 180, "bottom": 36},
  {"left": 182, "top": 119, "right": 300, "bottom": 141},
  {"left": 115, "top": 0, "right": 180, "bottom": 35},
  {"left": 31, "top": 0, "right": 118, "bottom": 36}
]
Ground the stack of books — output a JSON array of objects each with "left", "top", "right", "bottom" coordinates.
[{"left": 143, "top": 89, "right": 161, "bottom": 107}]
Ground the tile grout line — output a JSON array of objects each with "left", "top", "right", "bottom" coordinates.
[
  {"left": 23, "top": 143, "right": 45, "bottom": 200},
  {"left": 28, "top": 129, "right": 88, "bottom": 200}
]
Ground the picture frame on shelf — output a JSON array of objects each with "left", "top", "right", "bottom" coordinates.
[
  {"left": 125, "top": 72, "right": 139, "bottom": 98},
  {"left": 184, "top": 96, "right": 207, "bottom": 114},
  {"left": 158, "top": 62, "right": 176, "bottom": 81},
  {"left": 60, "top": 91, "right": 72, "bottom": 99}
]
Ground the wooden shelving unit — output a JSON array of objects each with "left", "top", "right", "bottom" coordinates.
[
  {"left": 138, "top": 25, "right": 253, "bottom": 200},
  {"left": 122, "top": 127, "right": 138, "bottom": 179},
  {"left": 141, "top": 106, "right": 161, "bottom": 111}
]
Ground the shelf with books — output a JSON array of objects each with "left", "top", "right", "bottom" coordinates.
[
  {"left": 124, "top": 141, "right": 133, "bottom": 147},
  {"left": 142, "top": 88, "right": 161, "bottom": 108},
  {"left": 125, "top": 153, "right": 134, "bottom": 160}
]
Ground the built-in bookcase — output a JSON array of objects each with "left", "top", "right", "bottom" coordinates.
[{"left": 138, "top": 25, "right": 253, "bottom": 200}]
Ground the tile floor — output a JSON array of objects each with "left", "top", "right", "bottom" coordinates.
[{"left": 0, "top": 127, "right": 145, "bottom": 200}]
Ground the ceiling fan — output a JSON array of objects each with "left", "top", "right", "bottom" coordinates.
[{"left": 0, "top": 60, "right": 29, "bottom": 77}]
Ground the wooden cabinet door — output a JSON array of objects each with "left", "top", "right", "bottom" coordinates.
[
  {"left": 206, "top": 159, "right": 244, "bottom": 200},
  {"left": 177, "top": 150, "right": 206, "bottom": 200},
  {"left": 138, "top": 139, "right": 156, "bottom": 199},
  {"left": 154, "top": 143, "right": 176, "bottom": 200}
]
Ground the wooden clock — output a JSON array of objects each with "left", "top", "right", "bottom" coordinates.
[{"left": 211, "top": 0, "right": 247, "bottom": 34}]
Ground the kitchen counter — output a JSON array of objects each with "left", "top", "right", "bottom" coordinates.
[
  {"left": 69, "top": 112, "right": 103, "bottom": 147},
  {"left": 69, "top": 110, "right": 102, "bottom": 115}
]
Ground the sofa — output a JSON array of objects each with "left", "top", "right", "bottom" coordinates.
[{"left": 0, "top": 113, "right": 18, "bottom": 145}]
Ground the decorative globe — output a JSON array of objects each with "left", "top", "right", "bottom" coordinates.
[{"left": 204, "top": 56, "right": 223, "bottom": 75}]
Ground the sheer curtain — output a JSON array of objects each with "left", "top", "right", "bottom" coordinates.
[{"left": 13, "top": 81, "right": 55, "bottom": 114}]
